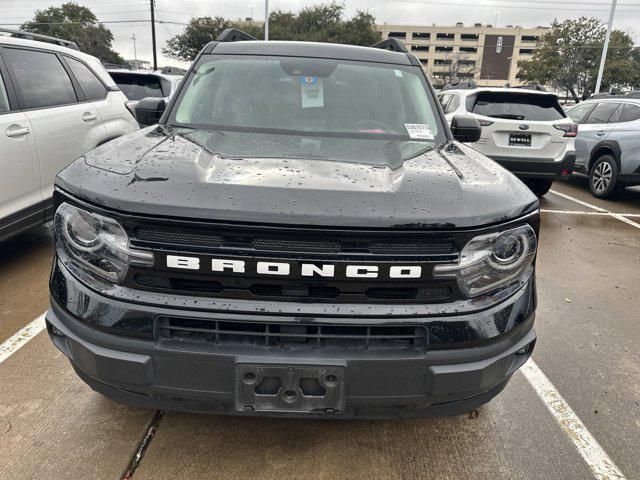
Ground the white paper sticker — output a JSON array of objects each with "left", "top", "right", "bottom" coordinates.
[
  {"left": 300, "top": 76, "right": 324, "bottom": 108},
  {"left": 405, "top": 123, "right": 434, "bottom": 140},
  {"left": 394, "top": 69, "right": 404, "bottom": 77}
]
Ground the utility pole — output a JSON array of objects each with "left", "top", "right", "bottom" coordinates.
[
  {"left": 264, "top": 0, "right": 269, "bottom": 41},
  {"left": 131, "top": 33, "right": 137, "bottom": 62},
  {"left": 150, "top": 0, "right": 157, "bottom": 71},
  {"left": 594, "top": 0, "right": 617, "bottom": 94}
]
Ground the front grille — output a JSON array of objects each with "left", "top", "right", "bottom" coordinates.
[
  {"left": 134, "top": 274, "right": 453, "bottom": 302},
  {"left": 156, "top": 316, "right": 428, "bottom": 353},
  {"left": 132, "top": 225, "right": 458, "bottom": 257},
  {"left": 125, "top": 219, "right": 464, "bottom": 304}
]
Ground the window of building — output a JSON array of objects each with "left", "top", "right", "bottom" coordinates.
[
  {"left": 413, "top": 32, "right": 430, "bottom": 39},
  {"left": 4, "top": 48, "right": 77, "bottom": 109},
  {"left": 519, "top": 48, "right": 535, "bottom": 55},
  {"left": 461, "top": 33, "right": 479, "bottom": 41},
  {"left": 459, "top": 46, "right": 477, "bottom": 53},
  {"left": 388, "top": 32, "right": 406, "bottom": 38},
  {"left": 435, "top": 46, "right": 454, "bottom": 53},
  {"left": 420, "top": 59, "right": 429, "bottom": 66},
  {"left": 66, "top": 57, "right": 107, "bottom": 101},
  {"left": 411, "top": 45, "right": 430, "bottom": 52},
  {"left": 458, "top": 60, "right": 476, "bottom": 66},
  {"left": 436, "top": 33, "right": 455, "bottom": 40},
  {"left": 521, "top": 35, "right": 539, "bottom": 42},
  {"left": 458, "top": 72, "right": 475, "bottom": 79},
  {"left": 434, "top": 59, "right": 452, "bottom": 65}
]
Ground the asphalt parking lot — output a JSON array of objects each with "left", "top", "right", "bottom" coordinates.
[{"left": 1, "top": 178, "right": 638, "bottom": 480}]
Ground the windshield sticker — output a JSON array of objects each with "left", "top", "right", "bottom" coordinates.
[
  {"left": 405, "top": 123, "right": 434, "bottom": 140},
  {"left": 299, "top": 75, "right": 324, "bottom": 108},
  {"left": 394, "top": 69, "right": 404, "bottom": 77}
]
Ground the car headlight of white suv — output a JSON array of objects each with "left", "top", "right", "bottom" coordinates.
[
  {"left": 434, "top": 224, "right": 537, "bottom": 298},
  {"left": 54, "top": 202, "right": 154, "bottom": 282}
]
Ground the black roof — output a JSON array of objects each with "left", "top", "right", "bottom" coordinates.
[{"left": 202, "top": 40, "right": 413, "bottom": 65}]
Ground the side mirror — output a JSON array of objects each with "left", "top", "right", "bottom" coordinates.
[
  {"left": 134, "top": 97, "right": 166, "bottom": 126},
  {"left": 450, "top": 115, "right": 482, "bottom": 143}
]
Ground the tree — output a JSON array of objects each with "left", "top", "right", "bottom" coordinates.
[
  {"left": 163, "top": 2, "right": 381, "bottom": 62},
  {"left": 20, "top": 2, "right": 123, "bottom": 64},
  {"left": 517, "top": 17, "right": 640, "bottom": 101},
  {"left": 440, "top": 52, "right": 482, "bottom": 85}
]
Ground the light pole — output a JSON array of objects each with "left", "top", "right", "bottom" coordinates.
[
  {"left": 131, "top": 33, "right": 137, "bottom": 62},
  {"left": 264, "top": 0, "right": 269, "bottom": 41},
  {"left": 493, "top": 10, "right": 501, "bottom": 28},
  {"left": 594, "top": 0, "right": 618, "bottom": 94}
]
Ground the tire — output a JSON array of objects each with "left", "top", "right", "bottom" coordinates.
[
  {"left": 524, "top": 179, "right": 553, "bottom": 197},
  {"left": 589, "top": 155, "right": 619, "bottom": 199}
]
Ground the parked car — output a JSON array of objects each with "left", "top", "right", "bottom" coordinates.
[
  {"left": 438, "top": 85, "right": 577, "bottom": 197},
  {"left": 0, "top": 28, "right": 138, "bottom": 242},
  {"left": 106, "top": 67, "right": 183, "bottom": 116},
  {"left": 46, "top": 31, "right": 538, "bottom": 418},
  {"left": 566, "top": 96, "right": 640, "bottom": 198}
]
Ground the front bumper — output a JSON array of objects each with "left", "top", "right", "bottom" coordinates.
[
  {"left": 489, "top": 151, "right": 576, "bottom": 180},
  {"left": 46, "top": 284, "right": 536, "bottom": 419}
]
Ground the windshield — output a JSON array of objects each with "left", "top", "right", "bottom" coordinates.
[
  {"left": 168, "top": 55, "right": 444, "bottom": 167},
  {"left": 470, "top": 92, "right": 565, "bottom": 121},
  {"left": 110, "top": 73, "right": 166, "bottom": 100}
]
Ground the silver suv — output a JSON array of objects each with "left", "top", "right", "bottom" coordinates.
[
  {"left": 0, "top": 29, "right": 138, "bottom": 241},
  {"left": 567, "top": 95, "right": 640, "bottom": 198}
]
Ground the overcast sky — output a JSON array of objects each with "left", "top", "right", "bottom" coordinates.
[{"left": 2, "top": 0, "right": 639, "bottom": 67}]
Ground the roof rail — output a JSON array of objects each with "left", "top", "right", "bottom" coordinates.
[
  {"left": 0, "top": 27, "right": 79, "bottom": 50},
  {"left": 216, "top": 28, "right": 257, "bottom": 42},
  {"left": 625, "top": 90, "right": 640, "bottom": 99},
  {"left": 371, "top": 38, "right": 408, "bottom": 53},
  {"left": 441, "top": 80, "right": 477, "bottom": 91}
]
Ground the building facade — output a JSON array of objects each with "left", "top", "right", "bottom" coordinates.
[{"left": 378, "top": 23, "right": 549, "bottom": 87}]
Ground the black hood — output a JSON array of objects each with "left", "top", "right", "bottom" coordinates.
[{"left": 56, "top": 126, "right": 538, "bottom": 229}]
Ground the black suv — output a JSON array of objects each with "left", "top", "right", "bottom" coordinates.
[{"left": 46, "top": 31, "right": 539, "bottom": 418}]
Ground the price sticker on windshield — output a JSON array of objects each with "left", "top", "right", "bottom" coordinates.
[
  {"left": 299, "top": 75, "right": 324, "bottom": 108},
  {"left": 405, "top": 123, "right": 434, "bottom": 140}
]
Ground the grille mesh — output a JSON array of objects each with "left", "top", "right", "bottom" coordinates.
[
  {"left": 369, "top": 241, "right": 456, "bottom": 255},
  {"left": 252, "top": 238, "right": 342, "bottom": 253},
  {"left": 135, "top": 227, "right": 224, "bottom": 247}
]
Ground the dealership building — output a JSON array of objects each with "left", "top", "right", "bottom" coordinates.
[{"left": 378, "top": 23, "right": 549, "bottom": 87}]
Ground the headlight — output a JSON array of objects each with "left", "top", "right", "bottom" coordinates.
[
  {"left": 433, "top": 224, "right": 536, "bottom": 298},
  {"left": 54, "top": 202, "right": 153, "bottom": 282}
]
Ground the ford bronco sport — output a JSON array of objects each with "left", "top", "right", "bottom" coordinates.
[{"left": 46, "top": 30, "right": 539, "bottom": 418}]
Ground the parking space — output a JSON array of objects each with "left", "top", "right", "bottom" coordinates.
[{"left": 1, "top": 180, "right": 639, "bottom": 480}]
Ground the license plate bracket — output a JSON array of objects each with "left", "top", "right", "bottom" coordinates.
[
  {"left": 509, "top": 132, "right": 532, "bottom": 146},
  {"left": 235, "top": 363, "right": 346, "bottom": 414}
]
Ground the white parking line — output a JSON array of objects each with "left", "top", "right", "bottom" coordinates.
[
  {"left": 0, "top": 313, "right": 46, "bottom": 365},
  {"left": 548, "top": 189, "right": 640, "bottom": 230},
  {"left": 522, "top": 360, "right": 626, "bottom": 480},
  {"left": 541, "top": 209, "right": 640, "bottom": 218}
]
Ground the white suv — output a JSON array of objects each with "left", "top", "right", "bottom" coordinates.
[
  {"left": 0, "top": 30, "right": 138, "bottom": 241},
  {"left": 438, "top": 85, "right": 577, "bottom": 196}
]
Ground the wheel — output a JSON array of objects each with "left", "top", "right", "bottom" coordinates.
[
  {"left": 589, "top": 155, "right": 619, "bottom": 199},
  {"left": 524, "top": 179, "right": 553, "bottom": 197}
]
